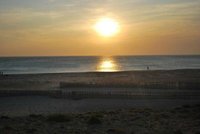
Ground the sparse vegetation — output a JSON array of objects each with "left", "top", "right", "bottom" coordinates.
[
  {"left": 107, "top": 128, "right": 126, "bottom": 134},
  {"left": 1, "top": 125, "right": 15, "bottom": 132},
  {"left": 25, "top": 128, "right": 37, "bottom": 133},
  {"left": 46, "top": 114, "right": 72, "bottom": 122},
  {"left": 182, "top": 104, "right": 191, "bottom": 108},
  {"left": 1, "top": 115, "right": 10, "bottom": 119},
  {"left": 87, "top": 115, "right": 102, "bottom": 125},
  {"left": 0, "top": 105, "right": 200, "bottom": 133},
  {"left": 174, "top": 130, "right": 183, "bottom": 134},
  {"left": 29, "top": 114, "right": 43, "bottom": 118}
]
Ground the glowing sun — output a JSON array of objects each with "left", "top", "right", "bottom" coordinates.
[{"left": 94, "top": 18, "right": 119, "bottom": 37}]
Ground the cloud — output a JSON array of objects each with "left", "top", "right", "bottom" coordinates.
[{"left": 0, "top": 0, "right": 199, "bottom": 56}]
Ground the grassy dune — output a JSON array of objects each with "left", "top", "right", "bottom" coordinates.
[{"left": 0, "top": 104, "right": 200, "bottom": 134}]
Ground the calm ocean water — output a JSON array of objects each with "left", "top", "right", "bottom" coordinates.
[{"left": 0, "top": 55, "right": 199, "bottom": 74}]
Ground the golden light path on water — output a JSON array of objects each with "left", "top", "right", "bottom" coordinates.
[{"left": 96, "top": 57, "right": 120, "bottom": 72}]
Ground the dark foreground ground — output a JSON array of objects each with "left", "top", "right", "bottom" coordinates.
[
  {"left": 0, "top": 69, "right": 200, "bottom": 134},
  {"left": 0, "top": 104, "right": 200, "bottom": 134}
]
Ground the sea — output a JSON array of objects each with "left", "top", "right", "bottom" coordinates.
[{"left": 0, "top": 55, "right": 199, "bottom": 74}]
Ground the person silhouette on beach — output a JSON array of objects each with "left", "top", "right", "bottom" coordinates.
[{"left": 147, "top": 66, "right": 149, "bottom": 70}]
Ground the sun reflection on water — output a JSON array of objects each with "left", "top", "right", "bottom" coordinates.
[{"left": 97, "top": 57, "right": 119, "bottom": 72}]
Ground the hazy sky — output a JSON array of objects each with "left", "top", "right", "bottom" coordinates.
[{"left": 0, "top": 0, "right": 200, "bottom": 56}]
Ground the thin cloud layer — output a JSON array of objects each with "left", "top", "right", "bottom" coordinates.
[{"left": 0, "top": 0, "right": 200, "bottom": 56}]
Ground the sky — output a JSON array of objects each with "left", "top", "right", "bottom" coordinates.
[{"left": 0, "top": 0, "right": 200, "bottom": 56}]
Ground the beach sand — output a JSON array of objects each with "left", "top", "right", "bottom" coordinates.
[
  {"left": 0, "top": 69, "right": 200, "bottom": 98},
  {"left": 0, "top": 69, "right": 200, "bottom": 90},
  {"left": 0, "top": 104, "right": 200, "bottom": 134},
  {"left": 0, "top": 69, "right": 200, "bottom": 133}
]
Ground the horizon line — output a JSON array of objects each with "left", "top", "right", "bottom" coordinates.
[{"left": 0, "top": 54, "right": 200, "bottom": 58}]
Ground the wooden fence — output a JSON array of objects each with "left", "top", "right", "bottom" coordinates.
[
  {"left": 60, "top": 81, "right": 200, "bottom": 90},
  {"left": 59, "top": 87, "right": 200, "bottom": 99},
  {"left": 0, "top": 80, "right": 200, "bottom": 99}
]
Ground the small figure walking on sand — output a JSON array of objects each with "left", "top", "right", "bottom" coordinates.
[{"left": 147, "top": 66, "right": 149, "bottom": 70}]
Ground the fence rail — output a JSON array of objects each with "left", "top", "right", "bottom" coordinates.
[
  {"left": 60, "top": 81, "right": 200, "bottom": 90},
  {"left": 0, "top": 84, "right": 200, "bottom": 99}
]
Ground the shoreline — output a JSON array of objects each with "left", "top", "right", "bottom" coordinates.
[{"left": 1, "top": 68, "right": 200, "bottom": 75}]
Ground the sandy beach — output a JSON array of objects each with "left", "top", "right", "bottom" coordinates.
[
  {"left": 0, "top": 69, "right": 200, "bottom": 98},
  {"left": 0, "top": 69, "right": 200, "bottom": 133},
  {"left": 0, "top": 69, "right": 200, "bottom": 90},
  {"left": 1, "top": 104, "right": 200, "bottom": 134}
]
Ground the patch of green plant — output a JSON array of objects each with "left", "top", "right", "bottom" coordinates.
[
  {"left": 87, "top": 115, "right": 102, "bottom": 125},
  {"left": 182, "top": 104, "right": 191, "bottom": 108},
  {"left": 46, "top": 114, "right": 72, "bottom": 122},
  {"left": 107, "top": 128, "right": 126, "bottom": 134},
  {"left": 29, "top": 114, "right": 43, "bottom": 118},
  {"left": 174, "top": 130, "right": 183, "bottom": 134}
]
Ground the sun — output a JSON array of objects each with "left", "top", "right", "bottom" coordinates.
[{"left": 94, "top": 18, "right": 119, "bottom": 37}]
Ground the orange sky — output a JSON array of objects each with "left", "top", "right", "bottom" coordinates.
[{"left": 0, "top": 0, "right": 200, "bottom": 56}]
